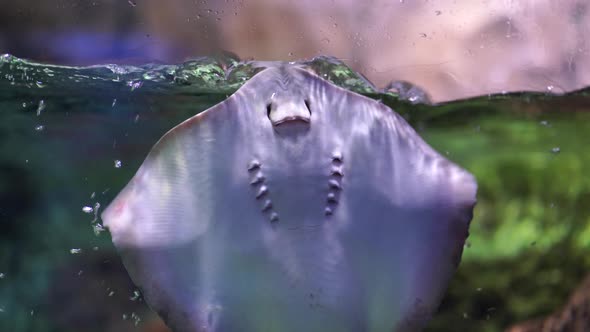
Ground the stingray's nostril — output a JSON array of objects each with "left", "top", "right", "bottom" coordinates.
[
  {"left": 304, "top": 99, "right": 311, "bottom": 114},
  {"left": 266, "top": 103, "right": 272, "bottom": 118}
]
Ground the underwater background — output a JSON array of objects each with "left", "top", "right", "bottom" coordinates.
[
  {"left": 0, "top": 54, "right": 589, "bottom": 332},
  {"left": 1, "top": 1, "right": 590, "bottom": 332}
]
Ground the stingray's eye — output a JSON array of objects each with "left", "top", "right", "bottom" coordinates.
[{"left": 266, "top": 103, "right": 273, "bottom": 119}]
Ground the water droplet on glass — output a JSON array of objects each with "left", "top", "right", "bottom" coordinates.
[
  {"left": 114, "top": 160, "right": 122, "bottom": 168},
  {"left": 36, "top": 100, "right": 45, "bottom": 116},
  {"left": 0, "top": 273, "right": 5, "bottom": 279},
  {"left": 108, "top": 291, "right": 115, "bottom": 297},
  {"left": 82, "top": 206, "right": 93, "bottom": 213},
  {"left": 34, "top": 125, "right": 44, "bottom": 131},
  {"left": 551, "top": 147, "right": 561, "bottom": 154},
  {"left": 70, "top": 248, "right": 82, "bottom": 254}
]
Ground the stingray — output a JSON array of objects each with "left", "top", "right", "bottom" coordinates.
[{"left": 102, "top": 63, "right": 477, "bottom": 332}]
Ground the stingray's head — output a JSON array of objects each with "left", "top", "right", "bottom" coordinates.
[
  {"left": 252, "top": 66, "right": 314, "bottom": 133},
  {"left": 266, "top": 96, "right": 311, "bottom": 127}
]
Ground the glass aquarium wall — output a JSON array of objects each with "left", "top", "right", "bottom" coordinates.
[{"left": 0, "top": 1, "right": 589, "bottom": 332}]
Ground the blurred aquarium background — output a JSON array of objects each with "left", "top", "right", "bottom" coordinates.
[{"left": 0, "top": 1, "right": 589, "bottom": 331}]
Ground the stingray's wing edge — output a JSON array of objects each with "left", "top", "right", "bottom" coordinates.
[{"left": 101, "top": 96, "right": 233, "bottom": 248}]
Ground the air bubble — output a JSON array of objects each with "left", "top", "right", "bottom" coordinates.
[
  {"left": 70, "top": 248, "right": 82, "bottom": 254},
  {"left": 130, "top": 290, "right": 141, "bottom": 301},
  {"left": 36, "top": 100, "right": 45, "bottom": 116},
  {"left": 127, "top": 80, "right": 143, "bottom": 91},
  {"left": 93, "top": 223, "right": 106, "bottom": 236},
  {"left": 131, "top": 312, "right": 141, "bottom": 326},
  {"left": 91, "top": 202, "right": 101, "bottom": 223},
  {"left": 114, "top": 160, "right": 122, "bottom": 168},
  {"left": 82, "top": 206, "right": 93, "bottom": 213}
]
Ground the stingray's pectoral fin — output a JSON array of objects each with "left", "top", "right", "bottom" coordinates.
[{"left": 445, "top": 170, "right": 478, "bottom": 267}]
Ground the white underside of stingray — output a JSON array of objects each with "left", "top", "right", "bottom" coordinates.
[{"left": 102, "top": 64, "right": 477, "bottom": 332}]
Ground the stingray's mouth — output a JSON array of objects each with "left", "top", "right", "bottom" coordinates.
[{"left": 272, "top": 116, "right": 311, "bottom": 126}]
